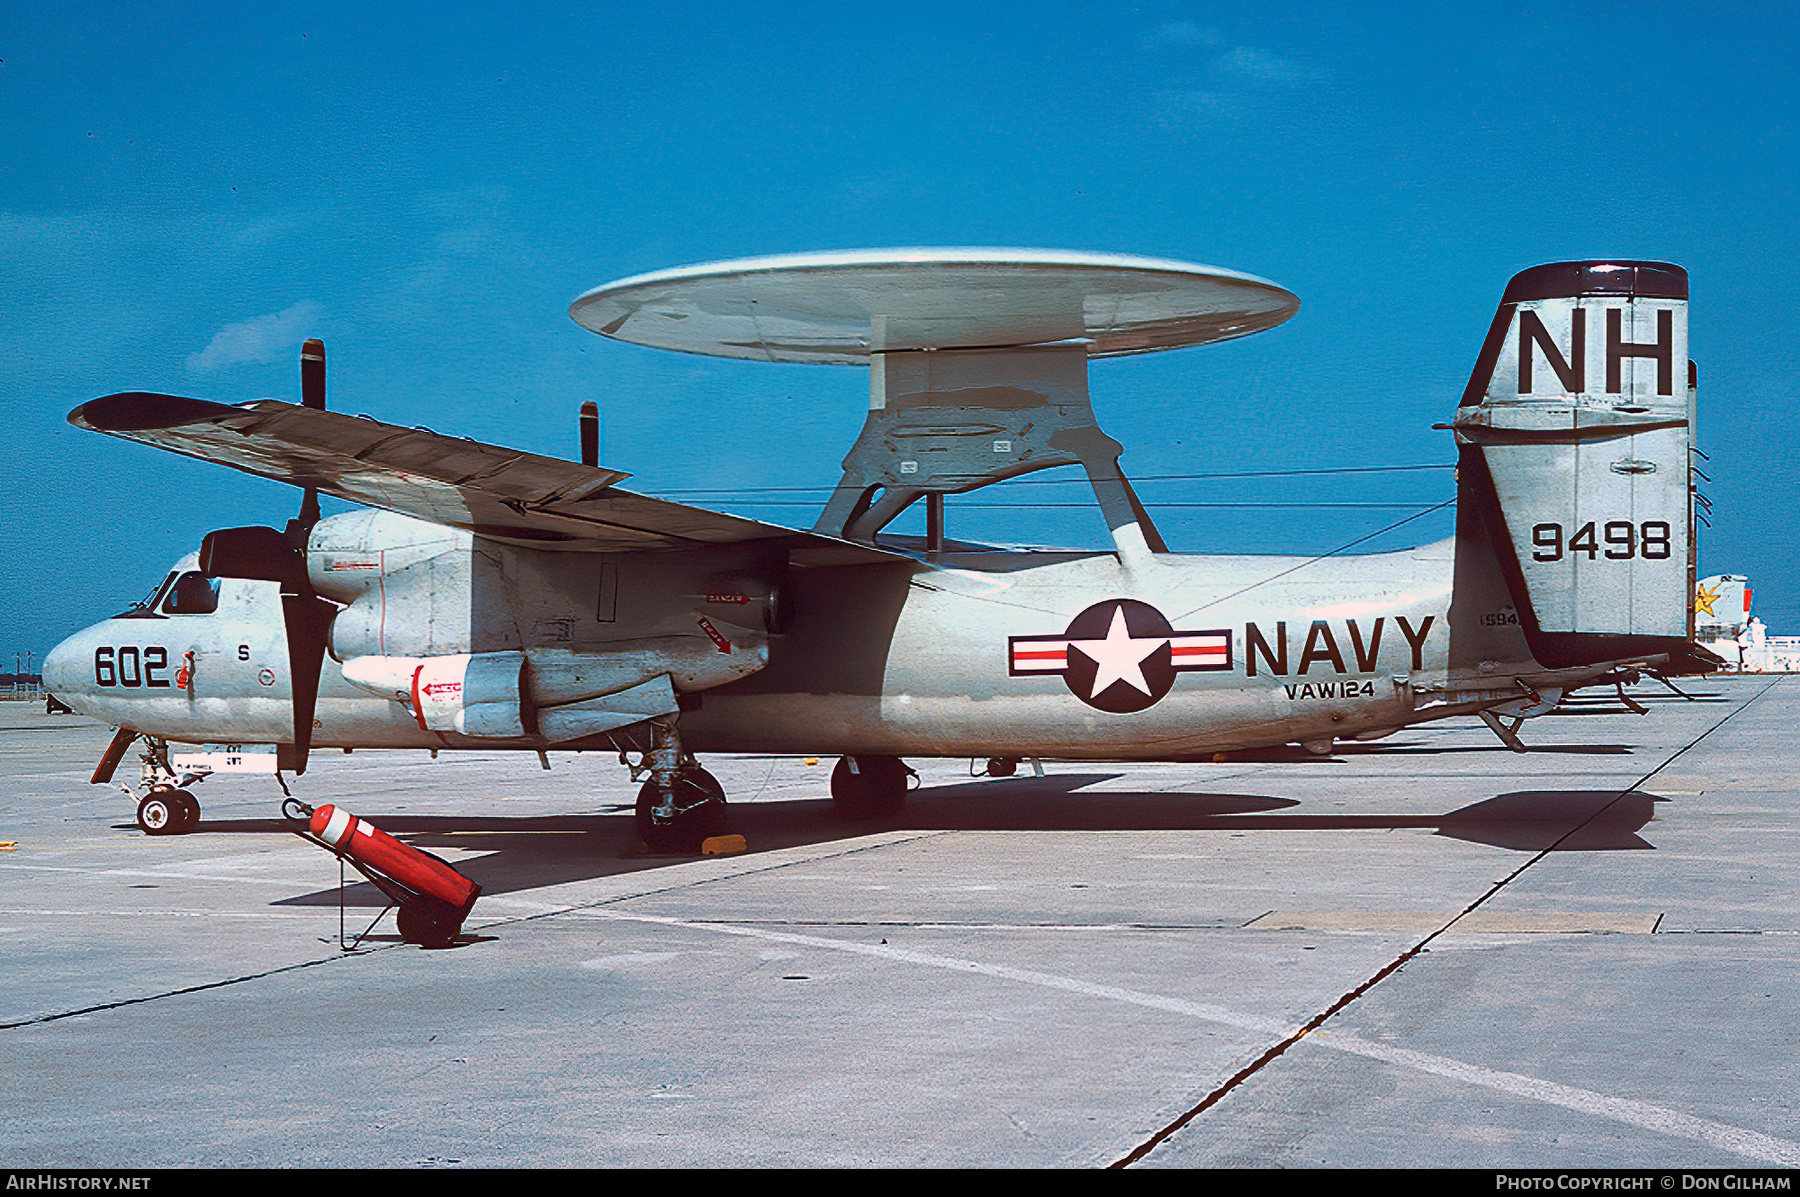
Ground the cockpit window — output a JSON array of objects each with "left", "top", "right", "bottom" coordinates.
[
  {"left": 116, "top": 571, "right": 179, "bottom": 619},
  {"left": 162, "top": 572, "right": 220, "bottom": 615}
]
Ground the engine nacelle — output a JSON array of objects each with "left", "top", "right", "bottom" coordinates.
[
  {"left": 412, "top": 653, "right": 528, "bottom": 738},
  {"left": 310, "top": 511, "right": 496, "bottom": 660},
  {"left": 341, "top": 652, "right": 526, "bottom": 737},
  {"left": 340, "top": 635, "right": 768, "bottom": 741}
]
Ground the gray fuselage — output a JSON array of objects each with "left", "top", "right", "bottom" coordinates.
[{"left": 46, "top": 510, "right": 1493, "bottom": 761}]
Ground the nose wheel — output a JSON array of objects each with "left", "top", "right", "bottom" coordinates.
[{"left": 137, "top": 788, "right": 200, "bottom": 835}]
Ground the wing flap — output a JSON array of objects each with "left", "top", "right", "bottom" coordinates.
[{"left": 70, "top": 393, "right": 903, "bottom": 562}]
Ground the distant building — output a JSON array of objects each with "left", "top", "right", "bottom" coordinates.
[{"left": 1694, "top": 575, "right": 1800, "bottom": 672}]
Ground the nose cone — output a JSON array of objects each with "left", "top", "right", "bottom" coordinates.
[{"left": 43, "top": 623, "right": 100, "bottom": 712}]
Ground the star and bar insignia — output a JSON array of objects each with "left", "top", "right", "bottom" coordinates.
[{"left": 1009, "top": 598, "right": 1232, "bottom": 713}]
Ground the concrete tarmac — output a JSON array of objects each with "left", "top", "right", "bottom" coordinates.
[{"left": 1, "top": 677, "right": 1796, "bottom": 1168}]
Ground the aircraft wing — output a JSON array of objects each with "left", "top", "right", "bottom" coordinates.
[{"left": 69, "top": 392, "right": 902, "bottom": 564}]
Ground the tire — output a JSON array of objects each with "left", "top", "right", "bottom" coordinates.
[
  {"left": 171, "top": 791, "right": 201, "bottom": 834},
  {"left": 830, "top": 755, "right": 910, "bottom": 819},
  {"left": 635, "top": 768, "right": 730, "bottom": 854},
  {"left": 137, "top": 791, "right": 178, "bottom": 836},
  {"left": 397, "top": 896, "right": 463, "bottom": 948}
]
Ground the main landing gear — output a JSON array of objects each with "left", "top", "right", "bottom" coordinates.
[
  {"left": 830, "top": 755, "right": 915, "bottom": 819},
  {"left": 629, "top": 714, "right": 734, "bottom": 854},
  {"left": 634, "top": 767, "right": 729, "bottom": 854}
]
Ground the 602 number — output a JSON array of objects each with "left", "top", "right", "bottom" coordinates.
[
  {"left": 94, "top": 646, "right": 171, "bottom": 688},
  {"left": 1531, "top": 521, "right": 1672, "bottom": 562}
]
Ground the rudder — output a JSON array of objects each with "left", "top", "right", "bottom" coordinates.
[{"left": 1453, "top": 261, "right": 1697, "bottom": 670}]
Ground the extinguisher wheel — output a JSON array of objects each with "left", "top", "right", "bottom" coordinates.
[{"left": 397, "top": 895, "right": 463, "bottom": 949}]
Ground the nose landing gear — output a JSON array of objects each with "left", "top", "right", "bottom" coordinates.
[
  {"left": 112, "top": 736, "right": 206, "bottom": 836},
  {"left": 136, "top": 787, "right": 200, "bottom": 835}
]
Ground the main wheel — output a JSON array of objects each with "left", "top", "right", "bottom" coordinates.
[
  {"left": 635, "top": 768, "right": 729, "bottom": 854},
  {"left": 137, "top": 791, "right": 178, "bottom": 836},
  {"left": 831, "top": 755, "right": 911, "bottom": 819},
  {"left": 397, "top": 895, "right": 463, "bottom": 948}
]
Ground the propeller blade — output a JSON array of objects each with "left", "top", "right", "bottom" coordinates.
[
  {"left": 580, "top": 401, "right": 599, "bottom": 467},
  {"left": 280, "top": 591, "right": 334, "bottom": 776},
  {"left": 296, "top": 339, "right": 325, "bottom": 529},
  {"left": 198, "top": 525, "right": 298, "bottom": 583},
  {"left": 289, "top": 339, "right": 329, "bottom": 768},
  {"left": 301, "top": 339, "right": 326, "bottom": 409},
  {"left": 200, "top": 525, "right": 332, "bottom": 775}
]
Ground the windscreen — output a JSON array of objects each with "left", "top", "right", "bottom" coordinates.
[{"left": 115, "top": 571, "right": 179, "bottom": 619}]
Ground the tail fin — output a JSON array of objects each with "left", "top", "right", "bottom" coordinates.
[{"left": 1453, "top": 261, "right": 1697, "bottom": 669}]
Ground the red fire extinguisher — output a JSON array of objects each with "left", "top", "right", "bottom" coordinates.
[{"left": 300, "top": 802, "right": 481, "bottom": 947}]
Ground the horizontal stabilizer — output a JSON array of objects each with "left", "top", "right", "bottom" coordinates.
[{"left": 69, "top": 393, "right": 901, "bottom": 564}]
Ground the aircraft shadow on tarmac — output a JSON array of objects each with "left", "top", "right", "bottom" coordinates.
[
  {"left": 1332, "top": 740, "right": 1637, "bottom": 757},
  {"left": 1539, "top": 691, "right": 1732, "bottom": 717},
  {"left": 218, "top": 772, "right": 1667, "bottom": 908}
]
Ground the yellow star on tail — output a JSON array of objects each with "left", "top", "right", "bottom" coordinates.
[{"left": 1694, "top": 582, "right": 1721, "bottom": 617}]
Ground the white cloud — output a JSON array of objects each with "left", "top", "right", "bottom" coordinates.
[
  {"left": 185, "top": 300, "right": 322, "bottom": 374},
  {"left": 1211, "top": 46, "right": 1316, "bottom": 88}
]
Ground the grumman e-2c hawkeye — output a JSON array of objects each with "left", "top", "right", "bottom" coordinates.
[{"left": 44, "top": 250, "right": 1719, "bottom": 851}]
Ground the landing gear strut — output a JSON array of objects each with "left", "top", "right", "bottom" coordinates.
[
  {"left": 127, "top": 737, "right": 205, "bottom": 835},
  {"left": 631, "top": 714, "right": 732, "bottom": 854},
  {"left": 831, "top": 755, "right": 914, "bottom": 819}
]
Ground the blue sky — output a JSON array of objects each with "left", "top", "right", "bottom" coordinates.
[{"left": 4, "top": 1, "right": 1796, "bottom": 662}]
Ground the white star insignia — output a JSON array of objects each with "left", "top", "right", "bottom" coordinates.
[{"left": 1067, "top": 606, "right": 1167, "bottom": 698}]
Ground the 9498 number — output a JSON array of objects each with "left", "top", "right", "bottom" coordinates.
[{"left": 1531, "top": 521, "right": 1672, "bottom": 562}]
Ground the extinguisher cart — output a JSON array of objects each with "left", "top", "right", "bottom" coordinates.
[{"left": 285, "top": 798, "right": 481, "bottom": 949}]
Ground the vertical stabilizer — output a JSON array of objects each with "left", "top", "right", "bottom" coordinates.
[{"left": 1453, "top": 262, "right": 1696, "bottom": 668}]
